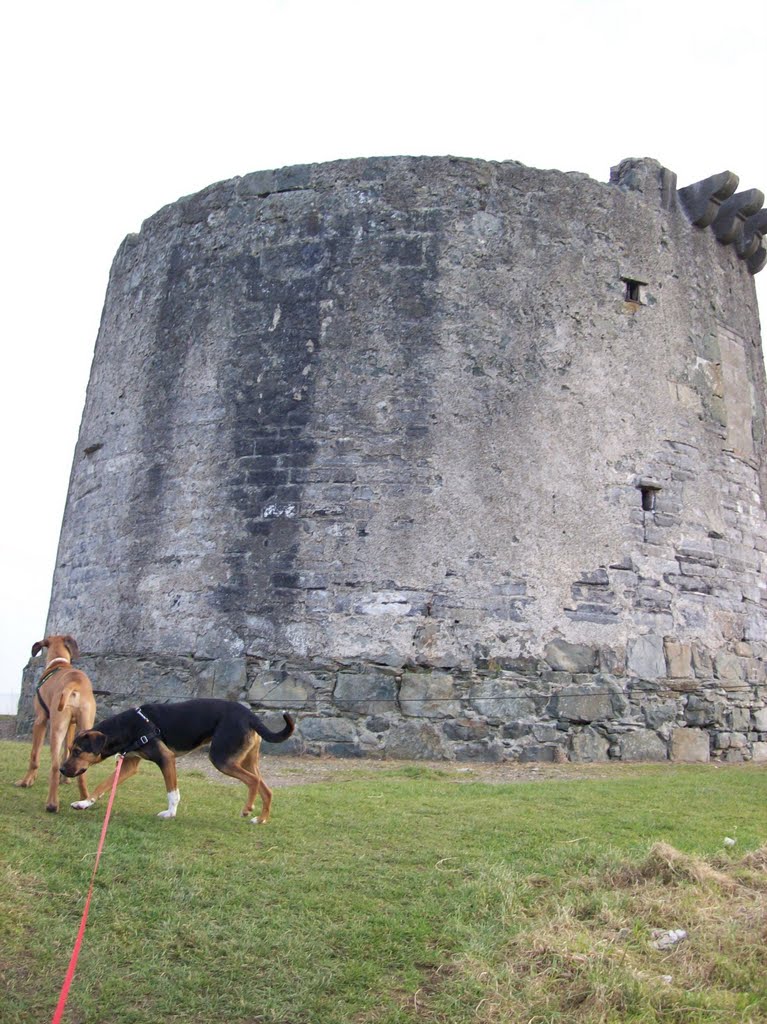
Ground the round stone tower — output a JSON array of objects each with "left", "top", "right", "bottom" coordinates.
[{"left": 21, "top": 155, "right": 767, "bottom": 762}]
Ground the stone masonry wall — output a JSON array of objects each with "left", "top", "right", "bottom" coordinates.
[{"left": 20, "top": 155, "right": 767, "bottom": 761}]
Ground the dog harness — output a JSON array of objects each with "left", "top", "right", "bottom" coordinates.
[
  {"left": 34, "top": 665, "right": 64, "bottom": 720},
  {"left": 120, "top": 707, "right": 163, "bottom": 756}
]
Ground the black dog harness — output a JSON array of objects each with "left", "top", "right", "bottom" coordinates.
[
  {"left": 34, "top": 665, "right": 64, "bottom": 720},
  {"left": 120, "top": 707, "right": 163, "bottom": 756}
]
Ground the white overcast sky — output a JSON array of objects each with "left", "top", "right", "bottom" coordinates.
[{"left": 1, "top": 0, "right": 765, "bottom": 711}]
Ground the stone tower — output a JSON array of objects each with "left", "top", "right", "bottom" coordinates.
[{"left": 21, "top": 155, "right": 767, "bottom": 762}]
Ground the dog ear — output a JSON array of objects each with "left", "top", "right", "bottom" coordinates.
[
  {"left": 63, "top": 636, "right": 80, "bottom": 660},
  {"left": 83, "top": 732, "right": 107, "bottom": 756},
  {"left": 31, "top": 639, "right": 48, "bottom": 657}
]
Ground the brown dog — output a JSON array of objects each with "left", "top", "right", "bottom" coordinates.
[{"left": 15, "top": 635, "right": 97, "bottom": 812}]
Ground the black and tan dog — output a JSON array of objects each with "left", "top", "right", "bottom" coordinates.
[
  {"left": 15, "top": 635, "right": 97, "bottom": 813},
  {"left": 60, "top": 699, "right": 295, "bottom": 823}
]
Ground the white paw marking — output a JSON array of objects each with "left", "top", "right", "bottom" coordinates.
[
  {"left": 250, "top": 816, "right": 265, "bottom": 825},
  {"left": 157, "top": 789, "right": 180, "bottom": 819},
  {"left": 71, "top": 799, "right": 95, "bottom": 810}
]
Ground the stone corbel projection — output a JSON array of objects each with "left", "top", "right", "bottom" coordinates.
[{"left": 679, "top": 172, "right": 767, "bottom": 274}]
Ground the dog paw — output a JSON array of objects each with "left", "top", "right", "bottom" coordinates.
[
  {"left": 157, "top": 810, "right": 177, "bottom": 819},
  {"left": 14, "top": 778, "right": 34, "bottom": 788},
  {"left": 249, "top": 816, "right": 267, "bottom": 825},
  {"left": 46, "top": 803, "right": 59, "bottom": 813},
  {"left": 71, "top": 799, "right": 95, "bottom": 810}
]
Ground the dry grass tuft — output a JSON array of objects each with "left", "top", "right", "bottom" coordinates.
[
  {"left": 450, "top": 843, "right": 767, "bottom": 1023},
  {"left": 741, "top": 845, "right": 767, "bottom": 871},
  {"left": 611, "top": 841, "right": 741, "bottom": 890}
]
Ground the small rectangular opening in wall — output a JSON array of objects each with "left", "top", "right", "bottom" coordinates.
[
  {"left": 621, "top": 277, "right": 648, "bottom": 304},
  {"left": 637, "top": 480, "right": 661, "bottom": 512},
  {"left": 640, "top": 487, "right": 656, "bottom": 512}
]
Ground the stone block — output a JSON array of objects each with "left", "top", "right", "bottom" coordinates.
[
  {"left": 570, "top": 727, "right": 610, "bottom": 762},
  {"left": 729, "top": 707, "right": 751, "bottom": 731},
  {"left": 400, "top": 672, "right": 461, "bottom": 718},
  {"left": 384, "top": 720, "right": 448, "bottom": 759},
  {"left": 544, "top": 639, "right": 598, "bottom": 673},
  {"left": 552, "top": 690, "right": 614, "bottom": 724},
  {"left": 298, "top": 716, "right": 357, "bottom": 742},
  {"left": 753, "top": 708, "right": 767, "bottom": 731},
  {"left": 334, "top": 672, "right": 398, "bottom": 713},
  {"left": 714, "top": 652, "right": 743, "bottom": 682},
  {"left": 751, "top": 742, "right": 767, "bottom": 762},
  {"left": 454, "top": 740, "right": 505, "bottom": 762},
  {"left": 519, "top": 744, "right": 561, "bottom": 763},
  {"left": 644, "top": 700, "right": 679, "bottom": 729},
  {"left": 247, "top": 672, "right": 314, "bottom": 708},
  {"left": 619, "top": 730, "right": 668, "bottom": 761},
  {"left": 627, "top": 636, "right": 665, "bottom": 679},
  {"left": 208, "top": 658, "right": 248, "bottom": 698},
  {"left": 691, "top": 645, "right": 713, "bottom": 678},
  {"left": 664, "top": 640, "right": 692, "bottom": 678},
  {"left": 684, "top": 695, "right": 722, "bottom": 727},
  {"left": 670, "top": 727, "right": 710, "bottom": 762},
  {"left": 443, "top": 718, "right": 490, "bottom": 741},
  {"left": 470, "top": 680, "right": 537, "bottom": 719}
]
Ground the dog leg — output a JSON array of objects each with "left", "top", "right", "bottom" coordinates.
[
  {"left": 72, "top": 705, "right": 96, "bottom": 802},
  {"left": 156, "top": 754, "right": 180, "bottom": 819},
  {"left": 15, "top": 714, "right": 47, "bottom": 788},
  {"left": 45, "top": 718, "right": 70, "bottom": 812},
  {"left": 59, "top": 721, "right": 77, "bottom": 786},
  {"left": 71, "top": 755, "right": 142, "bottom": 809},
  {"left": 213, "top": 758, "right": 272, "bottom": 824},
  {"left": 239, "top": 745, "right": 273, "bottom": 824}
]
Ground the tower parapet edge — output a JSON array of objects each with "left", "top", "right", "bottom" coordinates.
[{"left": 20, "top": 154, "right": 767, "bottom": 764}]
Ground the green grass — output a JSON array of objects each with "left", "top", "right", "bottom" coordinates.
[{"left": 1, "top": 740, "right": 766, "bottom": 1023}]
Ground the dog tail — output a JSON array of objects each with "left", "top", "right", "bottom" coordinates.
[
  {"left": 249, "top": 711, "right": 295, "bottom": 744},
  {"left": 57, "top": 682, "right": 80, "bottom": 713}
]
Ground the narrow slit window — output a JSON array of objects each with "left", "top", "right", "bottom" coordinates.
[
  {"left": 622, "top": 277, "right": 647, "bottom": 304},
  {"left": 640, "top": 487, "right": 656, "bottom": 512}
]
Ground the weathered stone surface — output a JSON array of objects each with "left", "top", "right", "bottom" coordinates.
[
  {"left": 552, "top": 690, "right": 615, "bottom": 724},
  {"left": 684, "top": 695, "right": 721, "bottom": 727},
  {"left": 297, "top": 716, "right": 356, "bottom": 743},
  {"left": 664, "top": 640, "right": 692, "bottom": 678},
  {"left": 544, "top": 640, "right": 598, "bottom": 674},
  {"left": 570, "top": 727, "right": 610, "bottom": 762},
  {"left": 628, "top": 636, "right": 666, "bottom": 679},
  {"left": 384, "top": 720, "right": 449, "bottom": 760},
  {"left": 470, "top": 681, "right": 537, "bottom": 720},
  {"left": 247, "top": 672, "right": 314, "bottom": 708},
  {"left": 443, "top": 718, "right": 490, "bottom": 741},
  {"left": 519, "top": 744, "right": 561, "bottom": 763},
  {"left": 619, "top": 730, "right": 668, "bottom": 761},
  {"left": 454, "top": 739, "right": 505, "bottom": 762},
  {"left": 670, "top": 727, "right": 710, "bottom": 762},
  {"left": 644, "top": 700, "right": 679, "bottom": 729},
  {"left": 400, "top": 672, "right": 461, "bottom": 718},
  {"left": 19, "top": 154, "right": 767, "bottom": 761},
  {"left": 334, "top": 672, "right": 397, "bottom": 713},
  {"left": 752, "top": 742, "right": 767, "bottom": 762},
  {"left": 714, "top": 653, "right": 744, "bottom": 682}
]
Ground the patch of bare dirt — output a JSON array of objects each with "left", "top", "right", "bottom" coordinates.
[{"left": 178, "top": 752, "right": 694, "bottom": 789}]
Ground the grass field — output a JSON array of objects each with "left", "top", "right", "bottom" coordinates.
[{"left": 1, "top": 740, "right": 766, "bottom": 1023}]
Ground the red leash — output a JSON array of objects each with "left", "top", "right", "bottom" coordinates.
[{"left": 51, "top": 755, "right": 124, "bottom": 1024}]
